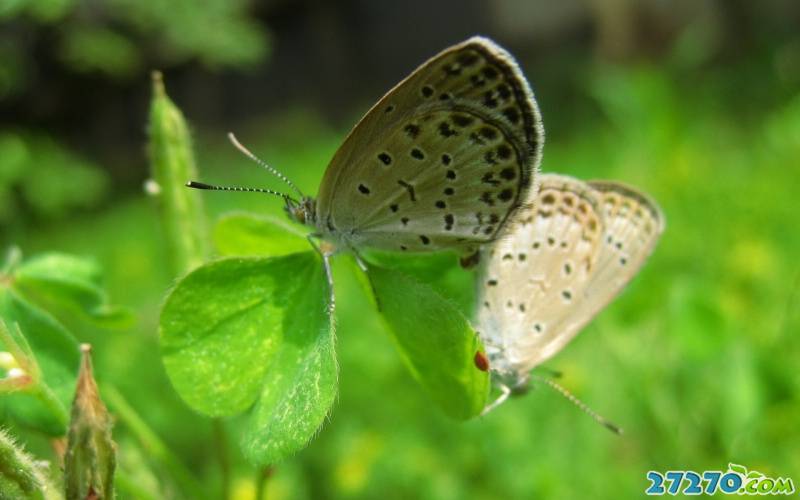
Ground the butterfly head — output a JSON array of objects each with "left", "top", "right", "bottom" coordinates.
[
  {"left": 285, "top": 196, "right": 316, "bottom": 227},
  {"left": 493, "top": 370, "right": 531, "bottom": 396}
]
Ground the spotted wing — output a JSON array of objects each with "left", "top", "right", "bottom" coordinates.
[
  {"left": 476, "top": 175, "right": 603, "bottom": 376},
  {"left": 478, "top": 175, "right": 664, "bottom": 375},
  {"left": 579, "top": 180, "right": 665, "bottom": 316},
  {"left": 315, "top": 37, "right": 544, "bottom": 253}
]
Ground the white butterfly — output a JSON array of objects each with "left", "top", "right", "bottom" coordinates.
[
  {"left": 189, "top": 37, "right": 544, "bottom": 299},
  {"left": 475, "top": 173, "right": 665, "bottom": 416}
]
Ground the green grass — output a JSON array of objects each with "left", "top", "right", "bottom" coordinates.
[{"left": 11, "top": 63, "right": 800, "bottom": 499}]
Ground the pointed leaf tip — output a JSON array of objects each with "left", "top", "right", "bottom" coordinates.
[
  {"left": 151, "top": 70, "right": 165, "bottom": 97},
  {"left": 147, "top": 70, "right": 209, "bottom": 273},
  {"left": 65, "top": 343, "right": 116, "bottom": 499},
  {"left": 75, "top": 344, "right": 99, "bottom": 416}
]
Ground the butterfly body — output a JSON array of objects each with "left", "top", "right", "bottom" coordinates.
[{"left": 476, "top": 173, "right": 664, "bottom": 397}]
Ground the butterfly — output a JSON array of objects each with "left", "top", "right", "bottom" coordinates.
[
  {"left": 188, "top": 37, "right": 544, "bottom": 290},
  {"left": 475, "top": 173, "right": 664, "bottom": 418}
]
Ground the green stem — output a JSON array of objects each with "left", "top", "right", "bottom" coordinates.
[
  {"left": 102, "top": 385, "right": 207, "bottom": 500},
  {"left": 212, "top": 419, "right": 230, "bottom": 500},
  {"left": 34, "top": 382, "right": 69, "bottom": 429},
  {"left": 254, "top": 466, "right": 273, "bottom": 500},
  {"left": 114, "top": 470, "right": 158, "bottom": 500},
  {"left": 0, "top": 427, "right": 63, "bottom": 500},
  {"left": 1, "top": 246, "right": 22, "bottom": 275}
]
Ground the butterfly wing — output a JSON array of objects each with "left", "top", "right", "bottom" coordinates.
[
  {"left": 580, "top": 180, "right": 665, "bottom": 313},
  {"left": 477, "top": 174, "right": 603, "bottom": 376},
  {"left": 315, "top": 37, "right": 544, "bottom": 253},
  {"left": 477, "top": 174, "right": 664, "bottom": 376}
]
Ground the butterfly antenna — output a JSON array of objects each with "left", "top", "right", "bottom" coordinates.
[
  {"left": 532, "top": 375, "right": 622, "bottom": 435},
  {"left": 227, "top": 133, "right": 304, "bottom": 198},
  {"left": 538, "top": 366, "right": 563, "bottom": 379},
  {"left": 186, "top": 181, "right": 298, "bottom": 205}
]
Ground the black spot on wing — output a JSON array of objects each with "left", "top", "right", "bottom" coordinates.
[
  {"left": 438, "top": 121, "right": 458, "bottom": 138},
  {"left": 500, "top": 167, "right": 516, "bottom": 180},
  {"left": 404, "top": 124, "right": 420, "bottom": 139},
  {"left": 397, "top": 180, "right": 416, "bottom": 202},
  {"left": 444, "top": 214, "right": 454, "bottom": 230},
  {"left": 452, "top": 114, "right": 474, "bottom": 128},
  {"left": 378, "top": 152, "right": 392, "bottom": 165}
]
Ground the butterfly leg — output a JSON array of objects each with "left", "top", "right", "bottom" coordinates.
[
  {"left": 347, "top": 246, "right": 383, "bottom": 310},
  {"left": 459, "top": 249, "right": 481, "bottom": 269},
  {"left": 480, "top": 382, "right": 511, "bottom": 416},
  {"left": 306, "top": 233, "right": 336, "bottom": 315},
  {"left": 350, "top": 247, "right": 368, "bottom": 272},
  {"left": 322, "top": 252, "right": 336, "bottom": 315}
]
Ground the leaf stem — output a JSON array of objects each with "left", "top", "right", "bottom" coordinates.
[
  {"left": 254, "top": 465, "right": 274, "bottom": 500},
  {"left": 1, "top": 246, "right": 22, "bottom": 275},
  {"left": 114, "top": 470, "right": 159, "bottom": 500},
  {"left": 212, "top": 418, "right": 231, "bottom": 499},
  {"left": 102, "top": 384, "right": 208, "bottom": 500},
  {"left": 33, "top": 382, "right": 69, "bottom": 429}
]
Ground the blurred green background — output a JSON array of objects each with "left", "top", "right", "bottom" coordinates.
[{"left": 2, "top": 0, "right": 799, "bottom": 498}]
